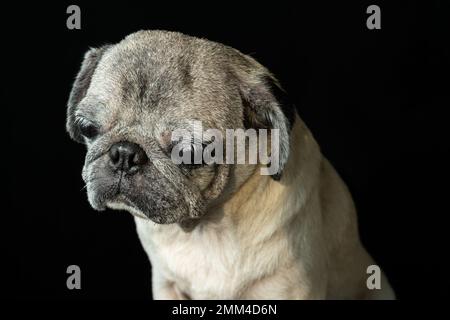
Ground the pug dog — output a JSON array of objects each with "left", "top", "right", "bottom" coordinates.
[{"left": 66, "top": 30, "right": 395, "bottom": 299}]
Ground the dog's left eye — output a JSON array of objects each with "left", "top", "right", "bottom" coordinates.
[
  {"left": 180, "top": 144, "right": 203, "bottom": 166},
  {"left": 76, "top": 117, "right": 99, "bottom": 140}
]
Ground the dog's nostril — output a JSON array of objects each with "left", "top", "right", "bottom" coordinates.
[
  {"left": 133, "top": 149, "right": 148, "bottom": 166},
  {"left": 109, "top": 146, "right": 120, "bottom": 165},
  {"left": 108, "top": 142, "right": 148, "bottom": 172}
]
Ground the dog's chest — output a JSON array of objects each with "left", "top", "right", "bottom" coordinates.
[{"left": 136, "top": 219, "right": 246, "bottom": 299}]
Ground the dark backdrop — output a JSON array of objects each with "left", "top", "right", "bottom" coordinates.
[{"left": 4, "top": 1, "right": 449, "bottom": 299}]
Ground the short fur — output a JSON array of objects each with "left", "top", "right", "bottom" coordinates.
[{"left": 67, "top": 30, "right": 395, "bottom": 299}]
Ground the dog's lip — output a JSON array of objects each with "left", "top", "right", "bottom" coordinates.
[{"left": 106, "top": 198, "right": 149, "bottom": 220}]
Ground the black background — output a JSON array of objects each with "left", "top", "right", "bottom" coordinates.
[{"left": 4, "top": 1, "right": 449, "bottom": 300}]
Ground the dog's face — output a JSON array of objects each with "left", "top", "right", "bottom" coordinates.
[{"left": 66, "top": 30, "right": 295, "bottom": 224}]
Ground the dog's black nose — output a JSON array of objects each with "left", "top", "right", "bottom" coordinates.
[{"left": 108, "top": 142, "right": 148, "bottom": 172}]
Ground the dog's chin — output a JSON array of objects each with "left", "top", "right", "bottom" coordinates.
[{"left": 102, "top": 196, "right": 183, "bottom": 224}]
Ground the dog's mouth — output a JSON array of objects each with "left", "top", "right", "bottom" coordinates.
[
  {"left": 85, "top": 169, "right": 193, "bottom": 224},
  {"left": 106, "top": 196, "right": 149, "bottom": 220}
]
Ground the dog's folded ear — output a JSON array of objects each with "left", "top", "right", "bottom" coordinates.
[
  {"left": 66, "top": 45, "right": 111, "bottom": 143},
  {"left": 235, "top": 58, "right": 296, "bottom": 180}
]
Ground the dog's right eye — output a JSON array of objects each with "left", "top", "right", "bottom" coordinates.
[{"left": 76, "top": 117, "right": 99, "bottom": 140}]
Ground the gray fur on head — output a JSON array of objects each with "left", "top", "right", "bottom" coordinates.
[{"left": 66, "top": 30, "right": 296, "bottom": 223}]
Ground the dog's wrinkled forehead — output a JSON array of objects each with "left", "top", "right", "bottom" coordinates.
[{"left": 81, "top": 31, "right": 241, "bottom": 131}]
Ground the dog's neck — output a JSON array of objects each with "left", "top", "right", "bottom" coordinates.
[{"left": 179, "top": 115, "right": 323, "bottom": 235}]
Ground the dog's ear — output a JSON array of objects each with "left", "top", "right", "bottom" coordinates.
[
  {"left": 235, "top": 59, "right": 296, "bottom": 180},
  {"left": 66, "top": 45, "right": 110, "bottom": 143}
]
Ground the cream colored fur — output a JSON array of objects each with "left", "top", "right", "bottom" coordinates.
[{"left": 135, "top": 114, "right": 395, "bottom": 299}]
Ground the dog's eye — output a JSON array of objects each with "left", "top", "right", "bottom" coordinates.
[
  {"left": 169, "top": 140, "right": 214, "bottom": 169},
  {"left": 76, "top": 117, "right": 99, "bottom": 140},
  {"left": 180, "top": 144, "right": 202, "bottom": 166},
  {"left": 175, "top": 143, "right": 210, "bottom": 169}
]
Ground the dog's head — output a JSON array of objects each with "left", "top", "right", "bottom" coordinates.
[{"left": 66, "top": 30, "right": 295, "bottom": 224}]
